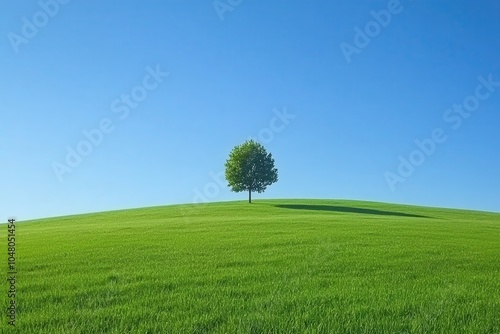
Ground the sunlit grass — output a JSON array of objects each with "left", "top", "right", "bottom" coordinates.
[{"left": 1, "top": 199, "right": 499, "bottom": 333}]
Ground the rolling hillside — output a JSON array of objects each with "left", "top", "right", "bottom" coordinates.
[{"left": 2, "top": 200, "right": 499, "bottom": 333}]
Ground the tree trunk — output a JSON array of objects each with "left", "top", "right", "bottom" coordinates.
[{"left": 249, "top": 189, "right": 252, "bottom": 204}]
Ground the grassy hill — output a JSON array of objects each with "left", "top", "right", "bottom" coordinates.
[{"left": 1, "top": 199, "right": 499, "bottom": 333}]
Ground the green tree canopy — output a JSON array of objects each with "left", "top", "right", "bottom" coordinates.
[{"left": 225, "top": 140, "right": 278, "bottom": 203}]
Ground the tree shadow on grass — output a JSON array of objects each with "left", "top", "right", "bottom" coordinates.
[{"left": 274, "top": 204, "right": 430, "bottom": 219}]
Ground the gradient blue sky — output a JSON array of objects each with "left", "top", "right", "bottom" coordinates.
[{"left": 1, "top": 0, "right": 499, "bottom": 220}]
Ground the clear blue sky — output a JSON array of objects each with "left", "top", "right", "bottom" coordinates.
[{"left": 1, "top": 0, "right": 499, "bottom": 220}]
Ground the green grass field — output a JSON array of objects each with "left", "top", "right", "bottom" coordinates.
[{"left": 1, "top": 199, "right": 499, "bottom": 333}]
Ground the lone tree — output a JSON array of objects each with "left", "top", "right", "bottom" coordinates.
[{"left": 225, "top": 140, "right": 278, "bottom": 203}]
